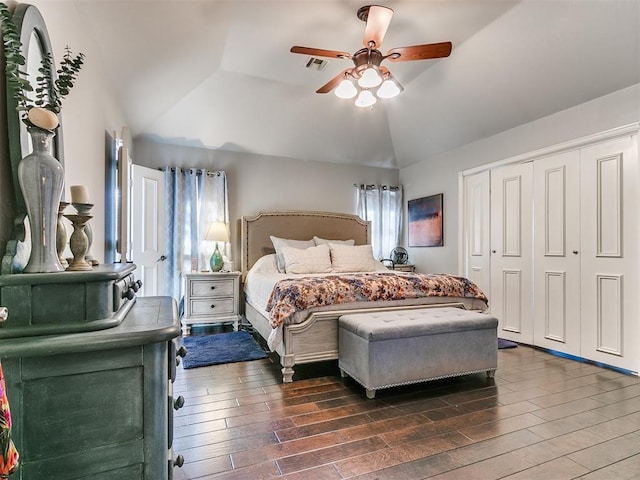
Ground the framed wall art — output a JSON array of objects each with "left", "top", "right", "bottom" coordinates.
[{"left": 408, "top": 193, "right": 443, "bottom": 247}]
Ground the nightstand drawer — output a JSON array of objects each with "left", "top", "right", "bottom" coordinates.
[
  {"left": 189, "top": 297, "right": 235, "bottom": 317},
  {"left": 189, "top": 279, "right": 235, "bottom": 298}
]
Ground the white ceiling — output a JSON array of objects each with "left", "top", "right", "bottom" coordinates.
[{"left": 72, "top": 0, "right": 639, "bottom": 169}]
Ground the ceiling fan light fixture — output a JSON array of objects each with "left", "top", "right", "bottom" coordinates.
[
  {"left": 335, "top": 78, "right": 358, "bottom": 99},
  {"left": 358, "top": 67, "right": 382, "bottom": 88},
  {"left": 355, "top": 89, "right": 377, "bottom": 107},
  {"left": 376, "top": 77, "right": 402, "bottom": 99}
]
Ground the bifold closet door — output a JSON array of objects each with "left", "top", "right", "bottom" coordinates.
[
  {"left": 533, "top": 151, "right": 581, "bottom": 356},
  {"left": 462, "top": 170, "right": 491, "bottom": 304},
  {"left": 580, "top": 135, "right": 639, "bottom": 372},
  {"left": 490, "top": 162, "right": 533, "bottom": 345}
]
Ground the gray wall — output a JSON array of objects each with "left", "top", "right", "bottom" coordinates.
[
  {"left": 133, "top": 138, "right": 399, "bottom": 269},
  {"left": 400, "top": 83, "right": 640, "bottom": 275}
]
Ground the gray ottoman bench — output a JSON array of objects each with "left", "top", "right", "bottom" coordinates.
[{"left": 338, "top": 307, "right": 498, "bottom": 399}]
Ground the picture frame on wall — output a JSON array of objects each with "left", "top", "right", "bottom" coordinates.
[{"left": 408, "top": 193, "right": 444, "bottom": 247}]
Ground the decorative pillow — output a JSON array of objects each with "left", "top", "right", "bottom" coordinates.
[
  {"left": 329, "top": 243, "right": 382, "bottom": 272},
  {"left": 270, "top": 236, "right": 315, "bottom": 273},
  {"left": 281, "top": 244, "right": 332, "bottom": 274},
  {"left": 313, "top": 236, "right": 356, "bottom": 246}
]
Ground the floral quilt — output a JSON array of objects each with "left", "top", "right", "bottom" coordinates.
[{"left": 265, "top": 272, "right": 488, "bottom": 328}]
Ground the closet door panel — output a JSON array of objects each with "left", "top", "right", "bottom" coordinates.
[
  {"left": 490, "top": 162, "right": 533, "bottom": 344},
  {"left": 533, "top": 151, "right": 581, "bottom": 355},
  {"left": 581, "top": 135, "right": 638, "bottom": 372},
  {"left": 462, "top": 171, "right": 491, "bottom": 304}
]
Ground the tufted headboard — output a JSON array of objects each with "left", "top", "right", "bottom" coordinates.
[{"left": 241, "top": 211, "right": 370, "bottom": 279}]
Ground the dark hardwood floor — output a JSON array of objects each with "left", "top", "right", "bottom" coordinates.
[{"left": 172, "top": 331, "right": 640, "bottom": 479}]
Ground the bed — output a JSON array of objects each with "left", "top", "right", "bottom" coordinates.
[{"left": 241, "top": 211, "right": 488, "bottom": 383}]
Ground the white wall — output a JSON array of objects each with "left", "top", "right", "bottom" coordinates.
[
  {"left": 400, "top": 83, "right": 640, "bottom": 275},
  {"left": 133, "top": 138, "right": 399, "bottom": 270}
]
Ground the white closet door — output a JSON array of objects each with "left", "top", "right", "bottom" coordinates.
[
  {"left": 490, "top": 162, "right": 533, "bottom": 344},
  {"left": 462, "top": 171, "right": 491, "bottom": 304},
  {"left": 533, "top": 151, "right": 581, "bottom": 355},
  {"left": 580, "top": 135, "right": 639, "bottom": 372}
]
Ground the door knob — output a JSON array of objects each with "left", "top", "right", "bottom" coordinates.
[
  {"left": 158, "top": 255, "right": 167, "bottom": 262},
  {"left": 572, "top": 250, "right": 579, "bottom": 254}
]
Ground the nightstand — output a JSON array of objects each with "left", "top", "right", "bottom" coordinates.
[
  {"left": 181, "top": 271, "right": 241, "bottom": 335},
  {"left": 386, "top": 264, "right": 416, "bottom": 273}
]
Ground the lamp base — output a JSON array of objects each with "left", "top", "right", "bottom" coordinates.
[{"left": 210, "top": 243, "right": 224, "bottom": 272}]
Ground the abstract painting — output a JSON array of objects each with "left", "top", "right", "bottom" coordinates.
[{"left": 408, "top": 194, "right": 443, "bottom": 247}]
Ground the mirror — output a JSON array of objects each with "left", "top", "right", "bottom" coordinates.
[{"left": 2, "top": 4, "right": 64, "bottom": 274}]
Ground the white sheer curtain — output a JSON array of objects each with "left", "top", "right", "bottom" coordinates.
[
  {"left": 164, "top": 168, "right": 229, "bottom": 302},
  {"left": 354, "top": 184, "right": 403, "bottom": 260}
]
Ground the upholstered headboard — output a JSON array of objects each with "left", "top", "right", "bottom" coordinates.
[{"left": 241, "top": 211, "right": 370, "bottom": 278}]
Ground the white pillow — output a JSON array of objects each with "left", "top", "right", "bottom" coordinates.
[
  {"left": 329, "top": 243, "right": 382, "bottom": 273},
  {"left": 313, "top": 236, "right": 356, "bottom": 246},
  {"left": 270, "top": 236, "right": 315, "bottom": 272},
  {"left": 248, "top": 253, "right": 279, "bottom": 274},
  {"left": 281, "top": 244, "right": 332, "bottom": 274}
]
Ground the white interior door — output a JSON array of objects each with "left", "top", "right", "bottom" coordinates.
[
  {"left": 462, "top": 170, "right": 491, "bottom": 305},
  {"left": 580, "top": 135, "right": 639, "bottom": 372},
  {"left": 490, "top": 162, "right": 533, "bottom": 344},
  {"left": 533, "top": 151, "right": 581, "bottom": 355},
  {"left": 131, "top": 164, "right": 166, "bottom": 297}
]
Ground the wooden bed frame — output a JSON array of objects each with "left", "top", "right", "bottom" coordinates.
[{"left": 241, "top": 211, "right": 470, "bottom": 383}]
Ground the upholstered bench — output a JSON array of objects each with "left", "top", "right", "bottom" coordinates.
[{"left": 338, "top": 307, "right": 498, "bottom": 399}]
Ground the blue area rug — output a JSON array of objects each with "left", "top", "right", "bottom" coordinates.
[
  {"left": 498, "top": 338, "right": 518, "bottom": 349},
  {"left": 181, "top": 331, "right": 268, "bottom": 369}
]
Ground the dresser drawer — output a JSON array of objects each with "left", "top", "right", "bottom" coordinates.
[
  {"left": 189, "top": 279, "right": 235, "bottom": 298},
  {"left": 189, "top": 297, "right": 235, "bottom": 317}
]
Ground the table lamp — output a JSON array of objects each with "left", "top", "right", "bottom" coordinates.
[{"left": 205, "top": 222, "right": 229, "bottom": 272}]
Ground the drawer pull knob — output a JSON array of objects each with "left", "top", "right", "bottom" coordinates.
[
  {"left": 210, "top": 286, "right": 216, "bottom": 290},
  {"left": 173, "top": 455, "right": 185, "bottom": 468},
  {"left": 176, "top": 346, "right": 187, "bottom": 358},
  {"left": 210, "top": 304, "right": 215, "bottom": 309},
  {"left": 174, "top": 395, "right": 185, "bottom": 410}
]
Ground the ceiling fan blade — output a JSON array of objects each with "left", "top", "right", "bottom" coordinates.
[
  {"left": 362, "top": 5, "right": 394, "bottom": 48},
  {"left": 290, "top": 46, "right": 351, "bottom": 59},
  {"left": 316, "top": 69, "right": 352, "bottom": 94},
  {"left": 386, "top": 42, "right": 452, "bottom": 62}
]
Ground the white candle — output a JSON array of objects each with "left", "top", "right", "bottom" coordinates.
[{"left": 70, "top": 185, "right": 90, "bottom": 204}]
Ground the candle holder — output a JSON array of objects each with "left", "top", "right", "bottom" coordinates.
[
  {"left": 64, "top": 214, "right": 93, "bottom": 271},
  {"left": 56, "top": 201, "right": 69, "bottom": 268},
  {"left": 72, "top": 203, "right": 99, "bottom": 266}
]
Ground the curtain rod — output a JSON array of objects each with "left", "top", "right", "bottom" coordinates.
[
  {"left": 354, "top": 183, "right": 402, "bottom": 191},
  {"left": 161, "top": 167, "right": 223, "bottom": 177}
]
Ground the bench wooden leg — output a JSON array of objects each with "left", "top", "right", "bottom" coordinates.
[{"left": 340, "top": 368, "right": 348, "bottom": 378}]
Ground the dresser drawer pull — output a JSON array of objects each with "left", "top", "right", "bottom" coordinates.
[
  {"left": 177, "top": 346, "right": 187, "bottom": 358},
  {"left": 210, "top": 304, "right": 215, "bottom": 309},
  {"left": 173, "top": 455, "right": 185, "bottom": 468},
  {"left": 174, "top": 395, "right": 185, "bottom": 410},
  {"left": 210, "top": 285, "right": 216, "bottom": 290}
]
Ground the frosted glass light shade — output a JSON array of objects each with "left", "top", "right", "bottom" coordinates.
[
  {"left": 358, "top": 67, "right": 382, "bottom": 88},
  {"left": 355, "top": 89, "right": 377, "bottom": 107},
  {"left": 377, "top": 79, "right": 402, "bottom": 98},
  {"left": 335, "top": 78, "right": 358, "bottom": 99}
]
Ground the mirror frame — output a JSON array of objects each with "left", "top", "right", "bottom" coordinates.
[{"left": 2, "top": 3, "right": 64, "bottom": 274}]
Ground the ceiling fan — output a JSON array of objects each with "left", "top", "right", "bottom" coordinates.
[{"left": 290, "top": 5, "right": 452, "bottom": 107}]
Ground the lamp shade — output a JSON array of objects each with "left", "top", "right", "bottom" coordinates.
[
  {"left": 205, "top": 222, "right": 229, "bottom": 242},
  {"left": 355, "top": 89, "right": 377, "bottom": 108}
]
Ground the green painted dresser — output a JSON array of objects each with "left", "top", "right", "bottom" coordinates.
[{"left": 0, "top": 264, "right": 185, "bottom": 479}]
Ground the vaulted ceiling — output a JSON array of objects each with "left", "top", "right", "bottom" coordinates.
[{"left": 73, "top": 0, "right": 639, "bottom": 169}]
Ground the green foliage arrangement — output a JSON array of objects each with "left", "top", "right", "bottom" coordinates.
[{"left": 0, "top": 2, "right": 85, "bottom": 130}]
